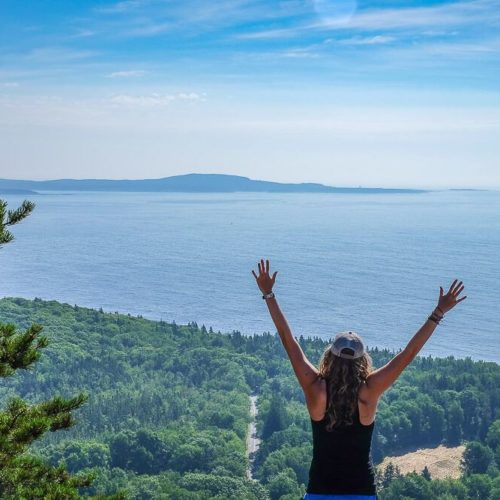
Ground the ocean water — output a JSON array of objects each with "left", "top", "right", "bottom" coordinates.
[{"left": 1, "top": 190, "right": 499, "bottom": 363}]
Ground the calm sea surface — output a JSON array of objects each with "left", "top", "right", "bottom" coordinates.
[{"left": 1, "top": 190, "right": 499, "bottom": 363}]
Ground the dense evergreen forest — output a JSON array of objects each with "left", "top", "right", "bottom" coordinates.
[{"left": 0, "top": 297, "right": 498, "bottom": 498}]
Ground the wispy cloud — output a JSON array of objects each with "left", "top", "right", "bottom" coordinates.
[
  {"left": 106, "top": 70, "right": 147, "bottom": 78},
  {"left": 238, "top": 0, "right": 500, "bottom": 39},
  {"left": 28, "top": 47, "right": 97, "bottom": 62},
  {"left": 1, "top": 82, "right": 20, "bottom": 88},
  {"left": 281, "top": 48, "right": 321, "bottom": 59},
  {"left": 110, "top": 92, "right": 205, "bottom": 106},
  {"left": 335, "top": 35, "right": 396, "bottom": 46},
  {"left": 349, "top": 0, "right": 500, "bottom": 30},
  {"left": 422, "top": 38, "right": 500, "bottom": 57},
  {"left": 71, "top": 29, "right": 96, "bottom": 38},
  {"left": 237, "top": 27, "right": 300, "bottom": 40},
  {"left": 94, "top": 0, "right": 146, "bottom": 14},
  {"left": 125, "top": 22, "right": 172, "bottom": 37},
  {"left": 239, "top": 34, "right": 395, "bottom": 61},
  {"left": 375, "top": 36, "right": 500, "bottom": 67},
  {"left": 93, "top": 0, "right": 309, "bottom": 39}
]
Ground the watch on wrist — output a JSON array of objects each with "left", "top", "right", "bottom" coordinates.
[{"left": 262, "top": 291, "right": 275, "bottom": 300}]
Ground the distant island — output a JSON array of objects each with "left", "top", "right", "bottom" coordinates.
[
  {"left": 0, "top": 173, "right": 425, "bottom": 194},
  {"left": 0, "top": 188, "right": 39, "bottom": 195}
]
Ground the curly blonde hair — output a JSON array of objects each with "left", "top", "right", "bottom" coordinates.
[{"left": 318, "top": 345, "right": 373, "bottom": 431}]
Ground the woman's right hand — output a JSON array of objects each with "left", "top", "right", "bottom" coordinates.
[
  {"left": 438, "top": 279, "right": 467, "bottom": 314},
  {"left": 251, "top": 258, "right": 278, "bottom": 295}
]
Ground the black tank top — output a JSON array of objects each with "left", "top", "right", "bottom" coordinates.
[{"left": 306, "top": 379, "right": 377, "bottom": 496}]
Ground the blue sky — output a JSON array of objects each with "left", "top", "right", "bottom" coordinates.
[{"left": 0, "top": 0, "right": 499, "bottom": 188}]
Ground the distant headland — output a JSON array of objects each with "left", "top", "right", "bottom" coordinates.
[
  {"left": 0, "top": 174, "right": 424, "bottom": 194},
  {"left": 0, "top": 188, "right": 39, "bottom": 195}
]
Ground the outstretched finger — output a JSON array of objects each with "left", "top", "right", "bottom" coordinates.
[
  {"left": 266, "top": 259, "right": 270, "bottom": 273},
  {"left": 457, "top": 295, "right": 467, "bottom": 303},
  {"left": 448, "top": 279, "right": 458, "bottom": 294},
  {"left": 252, "top": 270, "right": 258, "bottom": 280},
  {"left": 258, "top": 261, "right": 263, "bottom": 275},
  {"left": 271, "top": 271, "right": 278, "bottom": 283},
  {"left": 452, "top": 281, "right": 463, "bottom": 294},
  {"left": 261, "top": 259, "right": 266, "bottom": 275},
  {"left": 454, "top": 284, "right": 465, "bottom": 296}
]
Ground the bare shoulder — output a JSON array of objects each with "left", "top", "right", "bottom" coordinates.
[
  {"left": 359, "top": 378, "right": 380, "bottom": 404},
  {"left": 305, "top": 376, "right": 327, "bottom": 421},
  {"left": 358, "top": 380, "right": 379, "bottom": 425},
  {"left": 358, "top": 379, "right": 372, "bottom": 402}
]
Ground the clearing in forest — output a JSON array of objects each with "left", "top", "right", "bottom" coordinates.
[{"left": 378, "top": 444, "right": 466, "bottom": 480}]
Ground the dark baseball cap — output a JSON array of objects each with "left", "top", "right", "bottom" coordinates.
[{"left": 330, "top": 331, "right": 365, "bottom": 359}]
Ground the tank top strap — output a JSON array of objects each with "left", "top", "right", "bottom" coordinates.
[{"left": 324, "top": 376, "right": 330, "bottom": 413}]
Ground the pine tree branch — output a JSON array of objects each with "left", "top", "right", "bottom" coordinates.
[
  {"left": 0, "top": 230, "right": 14, "bottom": 246},
  {"left": 0, "top": 322, "right": 48, "bottom": 374},
  {"left": 0, "top": 199, "right": 34, "bottom": 249},
  {"left": 38, "top": 394, "right": 88, "bottom": 418},
  {"left": 4, "top": 399, "right": 28, "bottom": 435},
  {"left": 6, "top": 200, "right": 35, "bottom": 226}
]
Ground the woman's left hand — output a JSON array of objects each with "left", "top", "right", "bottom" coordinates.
[{"left": 252, "top": 258, "right": 277, "bottom": 295}]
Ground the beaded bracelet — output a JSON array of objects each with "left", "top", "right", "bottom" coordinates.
[{"left": 428, "top": 313, "right": 444, "bottom": 324}]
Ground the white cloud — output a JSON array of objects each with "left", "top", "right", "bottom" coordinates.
[
  {"left": 375, "top": 36, "right": 500, "bottom": 65},
  {"left": 420, "top": 30, "right": 459, "bottom": 37},
  {"left": 71, "top": 29, "right": 96, "bottom": 38},
  {"left": 28, "top": 47, "right": 97, "bottom": 62},
  {"left": 94, "top": 0, "right": 145, "bottom": 14},
  {"left": 177, "top": 92, "right": 204, "bottom": 100},
  {"left": 338, "top": 0, "right": 500, "bottom": 31},
  {"left": 110, "top": 92, "right": 204, "bottom": 106},
  {"left": 336, "top": 35, "right": 396, "bottom": 46},
  {"left": 126, "top": 22, "right": 172, "bottom": 37},
  {"left": 1, "top": 82, "right": 20, "bottom": 88},
  {"left": 106, "top": 70, "right": 147, "bottom": 78},
  {"left": 238, "top": 0, "right": 500, "bottom": 39},
  {"left": 237, "top": 27, "right": 298, "bottom": 40},
  {"left": 243, "top": 34, "right": 394, "bottom": 60},
  {"left": 282, "top": 48, "right": 320, "bottom": 58},
  {"left": 422, "top": 39, "right": 500, "bottom": 56},
  {"left": 93, "top": 0, "right": 298, "bottom": 39}
]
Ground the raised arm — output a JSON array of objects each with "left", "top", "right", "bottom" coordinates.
[
  {"left": 252, "top": 259, "right": 320, "bottom": 395},
  {"left": 365, "top": 279, "right": 467, "bottom": 399}
]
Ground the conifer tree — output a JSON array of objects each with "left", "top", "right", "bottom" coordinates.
[
  {"left": 379, "top": 462, "right": 402, "bottom": 488},
  {"left": 262, "top": 391, "right": 287, "bottom": 440},
  {"left": 421, "top": 465, "right": 431, "bottom": 480},
  {"left": 0, "top": 199, "right": 114, "bottom": 499}
]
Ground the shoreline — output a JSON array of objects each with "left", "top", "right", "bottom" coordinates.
[{"left": 0, "top": 296, "right": 498, "bottom": 366}]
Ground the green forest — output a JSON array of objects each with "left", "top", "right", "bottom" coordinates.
[{"left": 0, "top": 297, "right": 499, "bottom": 499}]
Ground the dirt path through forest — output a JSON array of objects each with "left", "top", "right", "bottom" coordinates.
[{"left": 246, "top": 394, "right": 261, "bottom": 480}]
